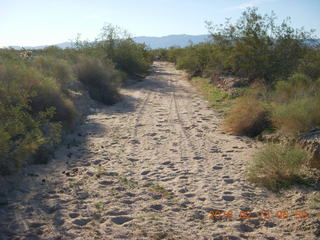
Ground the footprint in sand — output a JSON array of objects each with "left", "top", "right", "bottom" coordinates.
[
  {"left": 149, "top": 204, "right": 164, "bottom": 211},
  {"left": 185, "top": 193, "right": 196, "bottom": 198},
  {"left": 72, "top": 218, "right": 91, "bottom": 226},
  {"left": 99, "top": 180, "right": 114, "bottom": 186},
  {"left": 224, "top": 179, "right": 235, "bottom": 184},
  {"left": 222, "top": 195, "right": 235, "bottom": 201},
  {"left": 110, "top": 216, "right": 133, "bottom": 225},
  {"left": 212, "top": 165, "right": 223, "bottom": 170},
  {"left": 141, "top": 170, "right": 150, "bottom": 175},
  {"left": 130, "top": 139, "right": 140, "bottom": 144},
  {"left": 128, "top": 158, "right": 139, "bottom": 162}
]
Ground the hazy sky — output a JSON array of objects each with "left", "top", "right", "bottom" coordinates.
[{"left": 1, "top": 0, "right": 320, "bottom": 47}]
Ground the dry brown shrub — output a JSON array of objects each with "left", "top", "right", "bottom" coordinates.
[{"left": 223, "top": 96, "right": 270, "bottom": 137}]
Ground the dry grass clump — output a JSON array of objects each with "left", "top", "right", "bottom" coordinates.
[{"left": 223, "top": 96, "right": 270, "bottom": 137}]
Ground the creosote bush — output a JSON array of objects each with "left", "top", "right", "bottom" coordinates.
[
  {"left": 75, "top": 24, "right": 153, "bottom": 78},
  {"left": 76, "top": 57, "right": 121, "bottom": 105},
  {"left": 162, "top": 8, "right": 320, "bottom": 139},
  {"left": 247, "top": 143, "right": 309, "bottom": 191},
  {"left": 32, "top": 56, "right": 75, "bottom": 88},
  {"left": 272, "top": 96, "right": 320, "bottom": 136},
  {"left": 0, "top": 24, "right": 152, "bottom": 174},
  {"left": 0, "top": 64, "right": 61, "bottom": 174}
]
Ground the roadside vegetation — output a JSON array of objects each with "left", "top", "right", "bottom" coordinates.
[
  {"left": 155, "top": 7, "right": 320, "bottom": 190},
  {"left": 0, "top": 24, "right": 152, "bottom": 175},
  {"left": 247, "top": 143, "right": 310, "bottom": 191}
]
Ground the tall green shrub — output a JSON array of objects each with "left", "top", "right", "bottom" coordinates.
[{"left": 76, "top": 57, "right": 121, "bottom": 104}]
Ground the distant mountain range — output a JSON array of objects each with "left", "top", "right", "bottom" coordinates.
[
  {"left": 7, "top": 34, "right": 211, "bottom": 50},
  {"left": 133, "top": 34, "right": 211, "bottom": 49},
  {"left": 7, "top": 35, "right": 319, "bottom": 50},
  {"left": 8, "top": 42, "right": 74, "bottom": 50}
]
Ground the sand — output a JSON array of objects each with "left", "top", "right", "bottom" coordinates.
[{"left": 0, "top": 62, "right": 318, "bottom": 240}]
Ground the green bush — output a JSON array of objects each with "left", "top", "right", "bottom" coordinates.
[
  {"left": 76, "top": 24, "right": 152, "bottom": 78},
  {"left": 166, "top": 8, "right": 314, "bottom": 82},
  {"left": 206, "top": 7, "right": 311, "bottom": 81},
  {"left": 273, "top": 73, "right": 315, "bottom": 102},
  {"left": 76, "top": 57, "right": 121, "bottom": 104},
  {"left": 30, "top": 84, "right": 78, "bottom": 128},
  {"left": 272, "top": 96, "right": 320, "bottom": 136},
  {"left": 9, "top": 63, "right": 78, "bottom": 128},
  {"left": 247, "top": 143, "right": 309, "bottom": 191},
  {"left": 0, "top": 64, "right": 61, "bottom": 174},
  {"left": 270, "top": 73, "right": 320, "bottom": 135},
  {"left": 166, "top": 47, "right": 184, "bottom": 63},
  {"left": 297, "top": 48, "right": 320, "bottom": 80},
  {"left": 176, "top": 43, "right": 212, "bottom": 76},
  {"left": 33, "top": 56, "right": 75, "bottom": 88},
  {"left": 112, "top": 39, "right": 151, "bottom": 77}
]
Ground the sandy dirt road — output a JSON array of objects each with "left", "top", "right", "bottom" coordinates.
[{"left": 0, "top": 62, "right": 317, "bottom": 240}]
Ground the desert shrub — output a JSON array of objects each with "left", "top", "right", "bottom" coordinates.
[
  {"left": 112, "top": 39, "right": 151, "bottom": 77},
  {"left": 176, "top": 43, "right": 212, "bottom": 76},
  {"left": 31, "top": 55, "right": 79, "bottom": 126},
  {"left": 37, "top": 46, "right": 79, "bottom": 63},
  {"left": 8, "top": 63, "right": 78, "bottom": 128},
  {"left": 273, "top": 73, "right": 315, "bottom": 103},
  {"left": 76, "top": 57, "right": 121, "bottom": 104},
  {"left": 223, "top": 96, "right": 270, "bottom": 137},
  {"left": 30, "top": 83, "right": 78, "bottom": 128},
  {"left": 270, "top": 73, "right": 320, "bottom": 135},
  {"left": 32, "top": 56, "right": 75, "bottom": 88},
  {"left": 272, "top": 96, "right": 320, "bottom": 136},
  {"left": 0, "top": 64, "right": 61, "bottom": 174},
  {"left": 176, "top": 52, "right": 200, "bottom": 74},
  {"left": 205, "top": 7, "right": 313, "bottom": 81},
  {"left": 152, "top": 48, "right": 169, "bottom": 61},
  {"left": 165, "top": 47, "right": 185, "bottom": 63},
  {"left": 247, "top": 143, "right": 309, "bottom": 191},
  {"left": 297, "top": 48, "right": 320, "bottom": 80},
  {"left": 75, "top": 24, "right": 152, "bottom": 78}
]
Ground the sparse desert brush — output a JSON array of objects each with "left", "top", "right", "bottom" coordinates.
[
  {"left": 76, "top": 24, "right": 153, "bottom": 78},
  {"left": 271, "top": 96, "right": 320, "bottom": 136},
  {"left": 0, "top": 65, "right": 61, "bottom": 174},
  {"left": 175, "top": 43, "right": 212, "bottom": 77},
  {"left": 112, "top": 39, "right": 152, "bottom": 77},
  {"left": 273, "top": 73, "right": 315, "bottom": 103},
  {"left": 76, "top": 57, "right": 121, "bottom": 105},
  {"left": 30, "top": 84, "right": 78, "bottom": 128},
  {"left": 7, "top": 63, "right": 78, "bottom": 128},
  {"left": 247, "top": 143, "right": 309, "bottom": 191},
  {"left": 33, "top": 56, "right": 75, "bottom": 88},
  {"left": 223, "top": 96, "right": 270, "bottom": 137},
  {"left": 297, "top": 47, "right": 320, "bottom": 80},
  {"left": 270, "top": 73, "right": 320, "bottom": 135}
]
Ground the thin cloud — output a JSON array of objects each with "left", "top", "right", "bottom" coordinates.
[{"left": 225, "top": 0, "right": 277, "bottom": 11}]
